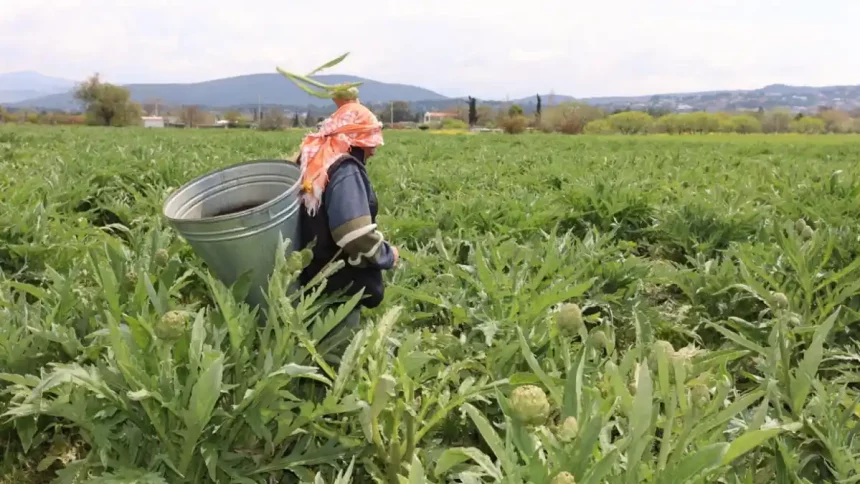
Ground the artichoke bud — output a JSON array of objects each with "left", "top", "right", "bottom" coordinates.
[
  {"left": 795, "top": 218, "right": 808, "bottom": 234},
  {"left": 551, "top": 471, "right": 576, "bottom": 484},
  {"left": 801, "top": 225, "right": 814, "bottom": 240},
  {"left": 771, "top": 292, "right": 789, "bottom": 309},
  {"left": 286, "top": 250, "right": 305, "bottom": 273},
  {"left": 155, "top": 310, "right": 190, "bottom": 341},
  {"left": 555, "top": 303, "right": 584, "bottom": 335},
  {"left": 557, "top": 417, "right": 579, "bottom": 442},
  {"left": 589, "top": 330, "right": 609, "bottom": 350},
  {"left": 300, "top": 248, "right": 313, "bottom": 267},
  {"left": 154, "top": 249, "right": 170, "bottom": 267},
  {"left": 692, "top": 384, "right": 710, "bottom": 408},
  {"left": 510, "top": 385, "right": 550, "bottom": 426},
  {"left": 125, "top": 269, "right": 138, "bottom": 286}
]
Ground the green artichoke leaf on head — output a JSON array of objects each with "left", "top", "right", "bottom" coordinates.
[{"left": 277, "top": 52, "right": 363, "bottom": 100}]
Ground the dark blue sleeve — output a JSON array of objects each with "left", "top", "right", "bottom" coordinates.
[{"left": 324, "top": 161, "right": 395, "bottom": 270}]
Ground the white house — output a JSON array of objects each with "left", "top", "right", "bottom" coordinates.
[{"left": 142, "top": 116, "right": 165, "bottom": 128}]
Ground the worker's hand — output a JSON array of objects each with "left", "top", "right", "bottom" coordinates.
[{"left": 391, "top": 246, "right": 400, "bottom": 266}]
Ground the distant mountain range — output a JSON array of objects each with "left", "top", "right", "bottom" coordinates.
[
  {"left": 0, "top": 71, "right": 77, "bottom": 104},
  {"left": 1, "top": 72, "right": 448, "bottom": 111},
  {"left": 3, "top": 71, "right": 860, "bottom": 114}
]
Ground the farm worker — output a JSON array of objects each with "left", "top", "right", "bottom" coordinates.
[{"left": 297, "top": 97, "right": 399, "bottom": 359}]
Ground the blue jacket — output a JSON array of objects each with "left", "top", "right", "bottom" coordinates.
[{"left": 298, "top": 150, "right": 395, "bottom": 308}]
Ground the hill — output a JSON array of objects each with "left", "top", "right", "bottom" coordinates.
[
  {"left": 591, "top": 84, "right": 860, "bottom": 113},
  {"left": 0, "top": 71, "right": 77, "bottom": 104},
  {"left": 4, "top": 69, "right": 860, "bottom": 114},
  {"left": 7, "top": 74, "right": 448, "bottom": 111}
]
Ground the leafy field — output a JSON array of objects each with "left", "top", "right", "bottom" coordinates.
[{"left": 3, "top": 126, "right": 860, "bottom": 483}]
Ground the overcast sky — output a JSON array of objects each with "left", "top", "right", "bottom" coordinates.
[{"left": 0, "top": 0, "right": 856, "bottom": 100}]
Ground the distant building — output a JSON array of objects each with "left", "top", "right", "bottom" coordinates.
[
  {"left": 423, "top": 112, "right": 455, "bottom": 124},
  {"left": 164, "top": 116, "right": 184, "bottom": 127},
  {"left": 142, "top": 116, "right": 165, "bottom": 128}
]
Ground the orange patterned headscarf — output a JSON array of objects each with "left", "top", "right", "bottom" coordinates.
[{"left": 298, "top": 101, "right": 384, "bottom": 215}]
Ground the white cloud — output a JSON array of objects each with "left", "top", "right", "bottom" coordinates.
[{"left": 0, "top": 0, "right": 857, "bottom": 99}]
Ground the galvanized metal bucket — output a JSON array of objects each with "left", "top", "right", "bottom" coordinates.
[{"left": 163, "top": 160, "right": 302, "bottom": 309}]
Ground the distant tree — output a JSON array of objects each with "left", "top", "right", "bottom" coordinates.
[
  {"left": 74, "top": 74, "right": 141, "bottom": 126},
  {"left": 0, "top": 106, "right": 6, "bottom": 123},
  {"left": 292, "top": 112, "right": 300, "bottom": 128},
  {"left": 607, "top": 111, "right": 653, "bottom": 134},
  {"left": 180, "top": 105, "right": 204, "bottom": 128},
  {"left": 583, "top": 118, "right": 614, "bottom": 134},
  {"left": 259, "top": 108, "right": 286, "bottom": 131},
  {"left": 467, "top": 96, "right": 478, "bottom": 127},
  {"left": 499, "top": 114, "right": 527, "bottom": 134},
  {"left": 508, "top": 104, "right": 524, "bottom": 117},
  {"left": 390, "top": 101, "right": 412, "bottom": 123},
  {"left": 535, "top": 94, "right": 542, "bottom": 121},
  {"left": 224, "top": 110, "right": 242, "bottom": 125},
  {"left": 729, "top": 115, "right": 762, "bottom": 134},
  {"left": 761, "top": 109, "right": 793, "bottom": 133},
  {"left": 646, "top": 107, "right": 671, "bottom": 118},
  {"left": 541, "top": 102, "right": 604, "bottom": 134},
  {"left": 686, "top": 112, "right": 720, "bottom": 134},
  {"left": 655, "top": 113, "right": 686, "bottom": 134},
  {"left": 374, "top": 108, "right": 388, "bottom": 123},
  {"left": 715, "top": 112, "right": 733, "bottom": 133},
  {"left": 817, "top": 108, "right": 851, "bottom": 133},
  {"left": 791, "top": 116, "right": 825, "bottom": 134}
]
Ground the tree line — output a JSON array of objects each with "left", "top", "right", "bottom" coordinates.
[
  {"left": 424, "top": 95, "right": 860, "bottom": 135},
  {"left": 4, "top": 75, "right": 860, "bottom": 135},
  {"left": 535, "top": 105, "right": 860, "bottom": 135},
  {"left": 370, "top": 94, "right": 860, "bottom": 135}
]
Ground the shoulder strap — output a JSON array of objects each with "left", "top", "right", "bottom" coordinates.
[{"left": 327, "top": 154, "right": 366, "bottom": 177}]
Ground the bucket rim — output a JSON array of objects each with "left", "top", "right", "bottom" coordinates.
[{"left": 162, "top": 158, "right": 302, "bottom": 224}]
